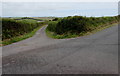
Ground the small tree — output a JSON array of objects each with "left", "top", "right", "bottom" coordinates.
[{"left": 52, "top": 18, "right": 59, "bottom": 21}]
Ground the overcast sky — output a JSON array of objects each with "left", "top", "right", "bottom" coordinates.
[{"left": 2, "top": 0, "right": 120, "bottom": 2}]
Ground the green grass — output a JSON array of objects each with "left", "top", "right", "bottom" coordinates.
[
  {"left": 2, "top": 25, "right": 44, "bottom": 46},
  {"left": 46, "top": 22, "right": 118, "bottom": 39}
]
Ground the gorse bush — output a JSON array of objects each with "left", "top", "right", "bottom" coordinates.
[
  {"left": 47, "top": 21, "right": 58, "bottom": 32},
  {"left": 2, "top": 18, "right": 43, "bottom": 40},
  {"left": 47, "top": 16, "right": 118, "bottom": 35},
  {"left": 56, "top": 16, "right": 90, "bottom": 34},
  {"left": 52, "top": 18, "right": 59, "bottom": 21}
]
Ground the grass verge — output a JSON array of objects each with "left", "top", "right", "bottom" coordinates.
[
  {"left": 46, "top": 22, "right": 118, "bottom": 39},
  {"left": 1, "top": 25, "right": 44, "bottom": 46}
]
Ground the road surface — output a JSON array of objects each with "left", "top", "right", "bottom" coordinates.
[{"left": 2, "top": 24, "right": 118, "bottom": 74}]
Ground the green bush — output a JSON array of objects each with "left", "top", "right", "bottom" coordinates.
[
  {"left": 47, "top": 21, "right": 58, "bottom": 32},
  {"left": 2, "top": 18, "right": 41, "bottom": 40},
  {"left": 47, "top": 16, "right": 118, "bottom": 35},
  {"left": 52, "top": 18, "right": 59, "bottom": 21}
]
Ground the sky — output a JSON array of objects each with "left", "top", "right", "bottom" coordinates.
[
  {"left": 1, "top": 0, "right": 120, "bottom": 2},
  {"left": 1, "top": 0, "right": 119, "bottom": 17},
  {"left": 2, "top": 2, "right": 118, "bottom": 17}
]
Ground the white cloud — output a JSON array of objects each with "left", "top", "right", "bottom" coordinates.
[{"left": 2, "top": 0, "right": 120, "bottom": 2}]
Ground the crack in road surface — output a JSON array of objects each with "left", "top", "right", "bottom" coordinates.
[{"left": 2, "top": 25, "right": 118, "bottom": 74}]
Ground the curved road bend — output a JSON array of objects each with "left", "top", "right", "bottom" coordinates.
[{"left": 2, "top": 24, "right": 118, "bottom": 74}]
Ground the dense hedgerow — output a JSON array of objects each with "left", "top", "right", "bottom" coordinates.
[
  {"left": 52, "top": 18, "right": 60, "bottom": 21},
  {"left": 0, "top": 18, "right": 1, "bottom": 39},
  {"left": 47, "top": 21, "right": 58, "bottom": 32},
  {"left": 47, "top": 16, "right": 119, "bottom": 35},
  {"left": 2, "top": 18, "right": 43, "bottom": 40}
]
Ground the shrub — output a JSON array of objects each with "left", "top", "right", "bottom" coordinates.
[
  {"left": 52, "top": 18, "right": 59, "bottom": 21},
  {"left": 2, "top": 18, "right": 40, "bottom": 40},
  {"left": 47, "top": 21, "right": 58, "bottom": 32},
  {"left": 47, "top": 16, "right": 118, "bottom": 35},
  {"left": 55, "top": 16, "right": 95, "bottom": 34}
]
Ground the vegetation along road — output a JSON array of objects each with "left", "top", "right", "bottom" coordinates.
[{"left": 2, "top": 23, "right": 118, "bottom": 74}]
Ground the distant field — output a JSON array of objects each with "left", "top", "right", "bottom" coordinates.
[{"left": 8, "top": 17, "right": 57, "bottom": 21}]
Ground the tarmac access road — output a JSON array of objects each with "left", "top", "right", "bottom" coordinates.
[{"left": 2, "top": 24, "right": 118, "bottom": 74}]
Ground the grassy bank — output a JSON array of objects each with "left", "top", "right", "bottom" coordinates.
[
  {"left": 2, "top": 18, "right": 47, "bottom": 46},
  {"left": 46, "top": 16, "right": 119, "bottom": 39}
]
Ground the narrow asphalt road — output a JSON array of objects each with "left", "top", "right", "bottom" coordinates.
[{"left": 2, "top": 24, "right": 118, "bottom": 74}]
